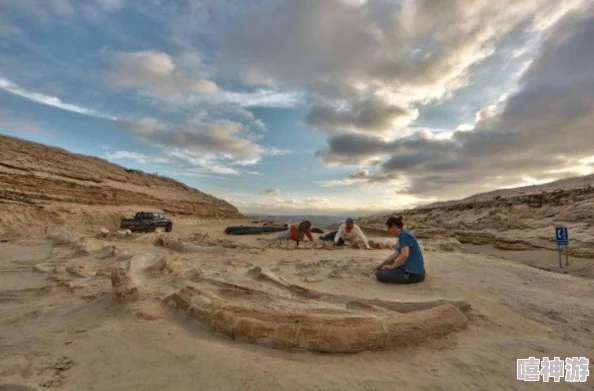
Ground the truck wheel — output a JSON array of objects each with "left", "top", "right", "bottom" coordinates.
[{"left": 165, "top": 224, "right": 172, "bottom": 233}]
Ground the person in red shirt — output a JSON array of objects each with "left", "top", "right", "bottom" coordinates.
[
  {"left": 262, "top": 220, "right": 314, "bottom": 247},
  {"left": 289, "top": 220, "right": 314, "bottom": 245}
]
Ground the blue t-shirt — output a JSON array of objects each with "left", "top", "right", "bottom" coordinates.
[{"left": 396, "top": 230, "right": 425, "bottom": 275}]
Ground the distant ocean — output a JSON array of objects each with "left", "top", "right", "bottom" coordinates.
[{"left": 244, "top": 214, "right": 350, "bottom": 228}]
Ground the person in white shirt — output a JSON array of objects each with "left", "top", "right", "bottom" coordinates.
[{"left": 319, "top": 218, "right": 371, "bottom": 249}]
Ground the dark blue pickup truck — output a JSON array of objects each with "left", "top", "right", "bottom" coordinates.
[{"left": 120, "top": 212, "right": 173, "bottom": 233}]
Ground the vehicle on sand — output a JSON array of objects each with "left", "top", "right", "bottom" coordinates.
[{"left": 120, "top": 212, "right": 173, "bottom": 233}]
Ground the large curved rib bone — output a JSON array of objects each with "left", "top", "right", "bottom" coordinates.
[{"left": 164, "top": 285, "right": 468, "bottom": 353}]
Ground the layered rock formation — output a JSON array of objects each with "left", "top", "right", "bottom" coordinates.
[
  {"left": 359, "top": 174, "right": 594, "bottom": 258},
  {"left": 0, "top": 135, "right": 240, "bottom": 235}
]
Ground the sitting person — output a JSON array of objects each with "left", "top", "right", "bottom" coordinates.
[
  {"left": 266, "top": 220, "right": 314, "bottom": 246},
  {"left": 319, "top": 218, "right": 371, "bottom": 250},
  {"left": 375, "top": 216, "right": 425, "bottom": 284}
]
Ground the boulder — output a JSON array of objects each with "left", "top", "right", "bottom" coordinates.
[{"left": 111, "top": 267, "right": 139, "bottom": 302}]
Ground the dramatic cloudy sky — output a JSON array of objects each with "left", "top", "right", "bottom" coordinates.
[{"left": 2, "top": 0, "right": 594, "bottom": 216}]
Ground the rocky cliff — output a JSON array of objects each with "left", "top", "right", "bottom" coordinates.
[
  {"left": 0, "top": 135, "right": 241, "bottom": 235},
  {"left": 358, "top": 174, "right": 594, "bottom": 258}
]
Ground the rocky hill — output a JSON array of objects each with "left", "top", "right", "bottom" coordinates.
[
  {"left": 358, "top": 174, "right": 594, "bottom": 259},
  {"left": 0, "top": 135, "right": 240, "bottom": 236},
  {"left": 419, "top": 174, "right": 594, "bottom": 210}
]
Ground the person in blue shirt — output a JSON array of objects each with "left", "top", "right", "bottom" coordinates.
[{"left": 375, "top": 215, "right": 425, "bottom": 284}]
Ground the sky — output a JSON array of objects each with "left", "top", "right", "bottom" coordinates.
[{"left": 1, "top": 0, "right": 594, "bottom": 217}]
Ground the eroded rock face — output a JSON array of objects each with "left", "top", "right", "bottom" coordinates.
[
  {"left": 356, "top": 175, "right": 594, "bottom": 257},
  {"left": 0, "top": 134, "right": 241, "bottom": 236},
  {"left": 453, "top": 232, "right": 496, "bottom": 245},
  {"left": 422, "top": 238, "right": 464, "bottom": 253},
  {"left": 493, "top": 239, "right": 537, "bottom": 251}
]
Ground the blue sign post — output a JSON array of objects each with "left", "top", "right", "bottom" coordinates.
[{"left": 555, "top": 226, "right": 569, "bottom": 267}]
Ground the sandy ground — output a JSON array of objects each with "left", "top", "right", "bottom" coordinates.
[
  {"left": 463, "top": 244, "right": 594, "bottom": 279},
  {"left": 1, "top": 219, "right": 593, "bottom": 390}
]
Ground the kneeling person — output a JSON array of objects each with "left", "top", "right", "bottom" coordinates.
[
  {"left": 267, "top": 220, "right": 314, "bottom": 246},
  {"left": 375, "top": 216, "right": 425, "bottom": 284},
  {"left": 319, "top": 218, "right": 371, "bottom": 249}
]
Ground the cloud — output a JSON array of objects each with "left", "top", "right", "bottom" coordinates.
[
  {"left": 263, "top": 147, "right": 292, "bottom": 156},
  {"left": 0, "top": 111, "right": 47, "bottom": 134},
  {"left": 0, "top": 77, "right": 117, "bottom": 120},
  {"left": 320, "top": 169, "right": 405, "bottom": 188},
  {"left": 103, "top": 50, "right": 219, "bottom": 102},
  {"left": 315, "top": 133, "right": 396, "bottom": 166},
  {"left": 221, "top": 0, "right": 591, "bottom": 191},
  {"left": 224, "top": 194, "right": 335, "bottom": 212},
  {"left": 114, "top": 114, "right": 268, "bottom": 179},
  {"left": 223, "top": 0, "right": 579, "bottom": 111},
  {"left": 261, "top": 188, "right": 281, "bottom": 196},
  {"left": 117, "top": 117, "right": 163, "bottom": 133},
  {"left": 348, "top": 169, "right": 370, "bottom": 180},
  {"left": 0, "top": 0, "right": 125, "bottom": 23},
  {"left": 217, "top": 89, "right": 303, "bottom": 108},
  {"left": 220, "top": 190, "right": 431, "bottom": 216},
  {"left": 93, "top": 0, "right": 124, "bottom": 12},
  {"left": 305, "top": 98, "right": 418, "bottom": 133},
  {"left": 316, "top": 5, "right": 594, "bottom": 198},
  {"left": 475, "top": 105, "right": 499, "bottom": 123},
  {"left": 104, "top": 147, "right": 262, "bottom": 177},
  {"left": 165, "top": 149, "right": 243, "bottom": 175},
  {"left": 105, "top": 150, "right": 170, "bottom": 165},
  {"left": 455, "top": 124, "right": 474, "bottom": 132},
  {"left": 162, "top": 170, "right": 219, "bottom": 179},
  {"left": 158, "top": 118, "right": 262, "bottom": 161},
  {"left": 233, "top": 108, "right": 267, "bottom": 131},
  {"left": 118, "top": 117, "right": 262, "bottom": 162},
  {"left": 102, "top": 50, "right": 301, "bottom": 113},
  {"left": 0, "top": 19, "right": 22, "bottom": 38},
  {"left": 164, "top": 149, "right": 261, "bottom": 176}
]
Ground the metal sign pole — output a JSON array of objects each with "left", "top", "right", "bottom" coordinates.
[{"left": 555, "top": 226, "right": 569, "bottom": 268}]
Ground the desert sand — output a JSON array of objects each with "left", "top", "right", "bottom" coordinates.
[
  {"left": 1, "top": 136, "right": 593, "bottom": 390},
  {"left": 1, "top": 216, "right": 593, "bottom": 390}
]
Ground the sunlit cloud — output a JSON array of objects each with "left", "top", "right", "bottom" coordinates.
[{"left": 0, "top": 77, "right": 117, "bottom": 120}]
